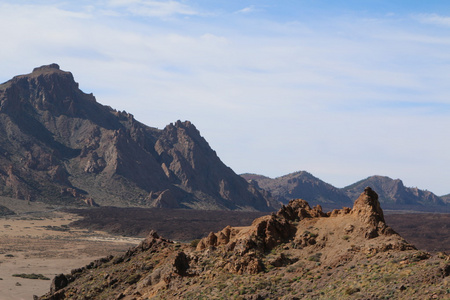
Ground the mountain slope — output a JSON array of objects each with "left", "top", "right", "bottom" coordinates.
[
  {"left": 243, "top": 171, "right": 448, "bottom": 210},
  {"left": 38, "top": 188, "right": 450, "bottom": 299},
  {"left": 441, "top": 193, "right": 450, "bottom": 204},
  {"left": 343, "top": 175, "right": 445, "bottom": 206},
  {"left": 241, "top": 171, "right": 353, "bottom": 209},
  {"left": 0, "top": 64, "right": 277, "bottom": 211}
]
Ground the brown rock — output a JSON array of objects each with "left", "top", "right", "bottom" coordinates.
[
  {"left": 0, "top": 64, "right": 278, "bottom": 211},
  {"left": 351, "top": 186, "right": 396, "bottom": 239}
]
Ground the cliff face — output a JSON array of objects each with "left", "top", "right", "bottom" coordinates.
[
  {"left": 38, "top": 188, "right": 450, "bottom": 300},
  {"left": 0, "top": 64, "right": 278, "bottom": 211}
]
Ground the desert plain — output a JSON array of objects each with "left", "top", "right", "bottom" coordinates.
[{"left": 0, "top": 197, "right": 140, "bottom": 300}]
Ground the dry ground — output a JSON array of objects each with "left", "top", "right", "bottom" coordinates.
[{"left": 0, "top": 198, "right": 140, "bottom": 300}]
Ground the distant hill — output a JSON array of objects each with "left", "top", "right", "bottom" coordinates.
[
  {"left": 0, "top": 64, "right": 278, "bottom": 211},
  {"left": 242, "top": 172, "right": 448, "bottom": 211},
  {"left": 441, "top": 194, "right": 450, "bottom": 204},
  {"left": 241, "top": 171, "right": 353, "bottom": 209},
  {"left": 343, "top": 175, "right": 446, "bottom": 207}
]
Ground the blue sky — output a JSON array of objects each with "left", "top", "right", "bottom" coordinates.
[{"left": 1, "top": 1, "right": 450, "bottom": 195}]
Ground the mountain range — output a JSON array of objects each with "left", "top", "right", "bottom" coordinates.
[
  {"left": 0, "top": 64, "right": 277, "bottom": 211},
  {"left": 0, "top": 64, "right": 447, "bottom": 212},
  {"left": 242, "top": 172, "right": 449, "bottom": 210}
]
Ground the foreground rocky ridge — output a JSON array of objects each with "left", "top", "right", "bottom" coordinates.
[
  {"left": 39, "top": 188, "right": 450, "bottom": 299},
  {"left": 0, "top": 64, "right": 277, "bottom": 211}
]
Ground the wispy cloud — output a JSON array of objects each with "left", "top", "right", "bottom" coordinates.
[
  {"left": 107, "top": 0, "right": 199, "bottom": 18},
  {"left": 414, "top": 13, "right": 450, "bottom": 27},
  {"left": 1, "top": 2, "right": 450, "bottom": 194},
  {"left": 235, "top": 5, "right": 258, "bottom": 14}
]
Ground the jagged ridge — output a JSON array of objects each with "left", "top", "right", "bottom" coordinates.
[
  {"left": 0, "top": 64, "right": 277, "bottom": 211},
  {"left": 241, "top": 171, "right": 353, "bottom": 208},
  {"left": 243, "top": 172, "right": 448, "bottom": 210},
  {"left": 38, "top": 188, "right": 450, "bottom": 300}
]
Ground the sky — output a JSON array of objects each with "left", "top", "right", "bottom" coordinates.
[{"left": 0, "top": 0, "right": 449, "bottom": 195}]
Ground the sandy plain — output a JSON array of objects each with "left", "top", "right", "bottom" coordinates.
[{"left": 0, "top": 198, "right": 141, "bottom": 300}]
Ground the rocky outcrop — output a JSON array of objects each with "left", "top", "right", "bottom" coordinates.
[
  {"left": 50, "top": 274, "right": 70, "bottom": 294},
  {"left": 0, "top": 64, "right": 278, "bottom": 211},
  {"left": 351, "top": 186, "right": 395, "bottom": 238},
  {"left": 39, "top": 188, "right": 442, "bottom": 300},
  {"left": 196, "top": 187, "right": 413, "bottom": 272}
]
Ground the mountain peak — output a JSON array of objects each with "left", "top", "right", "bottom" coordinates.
[
  {"left": 0, "top": 65, "right": 277, "bottom": 211},
  {"left": 32, "top": 63, "right": 61, "bottom": 73},
  {"left": 25, "top": 63, "right": 70, "bottom": 79}
]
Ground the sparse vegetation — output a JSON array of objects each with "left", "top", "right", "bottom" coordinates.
[
  {"left": 307, "top": 253, "right": 322, "bottom": 262},
  {"left": 344, "top": 287, "right": 360, "bottom": 295},
  {"left": 12, "top": 273, "right": 50, "bottom": 280}
]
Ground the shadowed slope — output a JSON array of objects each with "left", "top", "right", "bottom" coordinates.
[{"left": 0, "top": 64, "right": 277, "bottom": 211}]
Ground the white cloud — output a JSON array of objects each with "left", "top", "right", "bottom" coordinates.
[
  {"left": 107, "top": 0, "right": 198, "bottom": 18},
  {"left": 1, "top": 2, "right": 450, "bottom": 195},
  {"left": 415, "top": 13, "right": 450, "bottom": 27},
  {"left": 235, "top": 5, "right": 258, "bottom": 14}
]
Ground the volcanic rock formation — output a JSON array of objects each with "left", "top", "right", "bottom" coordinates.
[{"left": 0, "top": 64, "right": 277, "bottom": 210}]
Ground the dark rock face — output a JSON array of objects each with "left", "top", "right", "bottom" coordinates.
[
  {"left": 0, "top": 65, "right": 278, "bottom": 211},
  {"left": 173, "top": 252, "right": 190, "bottom": 276},
  {"left": 50, "top": 274, "right": 69, "bottom": 294}
]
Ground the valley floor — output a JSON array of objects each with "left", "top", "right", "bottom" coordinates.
[{"left": 0, "top": 209, "right": 140, "bottom": 300}]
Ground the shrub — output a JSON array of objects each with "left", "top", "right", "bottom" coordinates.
[
  {"left": 190, "top": 239, "right": 200, "bottom": 248},
  {"left": 12, "top": 273, "right": 50, "bottom": 280},
  {"left": 307, "top": 253, "right": 322, "bottom": 262},
  {"left": 344, "top": 287, "right": 360, "bottom": 295},
  {"left": 126, "top": 274, "right": 141, "bottom": 285}
]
